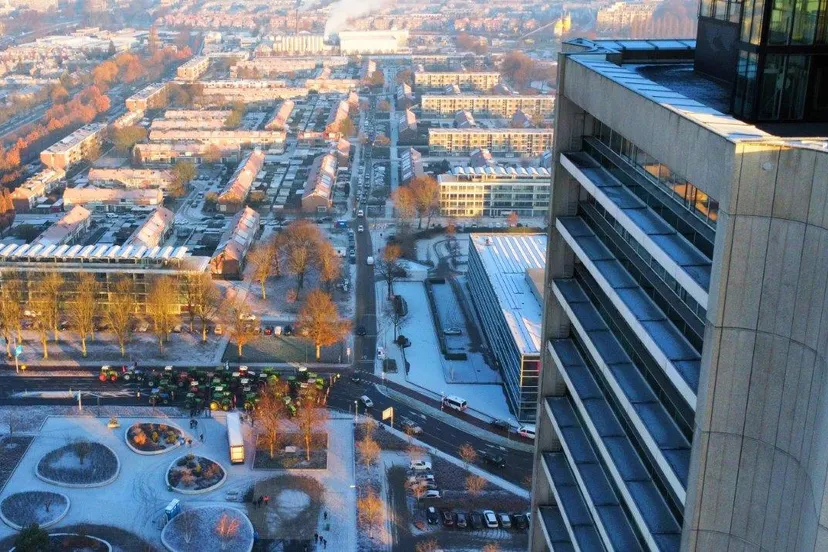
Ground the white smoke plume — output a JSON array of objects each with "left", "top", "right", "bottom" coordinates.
[{"left": 323, "top": 0, "right": 389, "bottom": 38}]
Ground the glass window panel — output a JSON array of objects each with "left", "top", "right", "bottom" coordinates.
[
  {"left": 730, "top": 0, "right": 744, "bottom": 22},
  {"left": 770, "top": 0, "right": 795, "bottom": 43},
  {"left": 792, "top": 0, "right": 821, "bottom": 43},
  {"left": 817, "top": 0, "right": 828, "bottom": 43},
  {"left": 751, "top": 0, "right": 766, "bottom": 42},
  {"left": 741, "top": 0, "right": 755, "bottom": 40},
  {"left": 779, "top": 55, "right": 810, "bottom": 119}
]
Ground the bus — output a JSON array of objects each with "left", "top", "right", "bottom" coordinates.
[{"left": 226, "top": 412, "right": 244, "bottom": 464}]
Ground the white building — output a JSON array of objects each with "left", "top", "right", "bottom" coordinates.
[{"left": 438, "top": 166, "right": 551, "bottom": 218}]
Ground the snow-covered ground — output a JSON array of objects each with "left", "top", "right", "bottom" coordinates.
[
  {"left": 375, "top": 280, "right": 515, "bottom": 424},
  {"left": 0, "top": 413, "right": 357, "bottom": 551}
]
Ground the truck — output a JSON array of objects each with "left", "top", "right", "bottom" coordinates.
[{"left": 226, "top": 412, "right": 245, "bottom": 464}]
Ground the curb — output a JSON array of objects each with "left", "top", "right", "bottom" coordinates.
[
  {"left": 0, "top": 491, "right": 70, "bottom": 530},
  {"left": 166, "top": 454, "right": 227, "bottom": 495},
  {"left": 35, "top": 443, "right": 121, "bottom": 488}
]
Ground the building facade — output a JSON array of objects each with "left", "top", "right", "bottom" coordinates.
[
  {"left": 125, "top": 82, "right": 169, "bottom": 112},
  {"left": 438, "top": 166, "right": 550, "bottom": 218},
  {"left": 176, "top": 56, "right": 210, "bottom": 81},
  {"left": 467, "top": 233, "right": 546, "bottom": 422},
  {"left": 428, "top": 128, "right": 554, "bottom": 156},
  {"left": 414, "top": 71, "right": 500, "bottom": 90},
  {"left": 530, "top": 36, "right": 828, "bottom": 552},
  {"left": 63, "top": 187, "right": 163, "bottom": 212},
  {"left": 40, "top": 123, "right": 107, "bottom": 171},
  {"left": 217, "top": 149, "right": 265, "bottom": 213},
  {"left": 421, "top": 94, "right": 555, "bottom": 118},
  {"left": 133, "top": 143, "right": 241, "bottom": 165},
  {"left": 148, "top": 129, "right": 286, "bottom": 150}
]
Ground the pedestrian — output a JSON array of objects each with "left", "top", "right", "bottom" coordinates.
[
  {"left": 187, "top": 438, "right": 192, "bottom": 447},
  {"left": 263, "top": 495, "right": 270, "bottom": 506},
  {"left": 314, "top": 532, "right": 319, "bottom": 543},
  {"left": 323, "top": 538, "right": 327, "bottom": 549},
  {"left": 194, "top": 419, "right": 198, "bottom": 429},
  {"left": 323, "top": 511, "right": 327, "bottom": 521},
  {"left": 199, "top": 433, "right": 204, "bottom": 443}
]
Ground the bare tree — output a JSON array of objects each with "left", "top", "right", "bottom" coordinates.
[
  {"left": 69, "top": 273, "right": 99, "bottom": 357},
  {"left": 358, "top": 436, "right": 381, "bottom": 467},
  {"left": 146, "top": 276, "right": 178, "bottom": 349},
  {"left": 187, "top": 273, "right": 219, "bottom": 342},
  {"left": 482, "top": 544, "right": 500, "bottom": 552},
  {"left": 70, "top": 439, "right": 93, "bottom": 465},
  {"left": 28, "top": 279, "right": 51, "bottom": 359},
  {"left": 214, "top": 512, "right": 241, "bottom": 551},
  {"left": 255, "top": 380, "right": 290, "bottom": 458},
  {"left": 507, "top": 211, "right": 519, "bottom": 228},
  {"left": 358, "top": 489, "right": 384, "bottom": 539},
  {"left": 180, "top": 510, "right": 198, "bottom": 544},
  {"left": 282, "top": 220, "right": 324, "bottom": 295},
  {"left": 39, "top": 272, "right": 63, "bottom": 342},
  {"left": 221, "top": 296, "right": 258, "bottom": 357},
  {"left": 0, "top": 276, "right": 23, "bottom": 356},
  {"left": 4, "top": 411, "right": 20, "bottom": 435},
  {"left": 247, "top": 239, "right": 278, "bottom": 300},
  {"left": 392, "top": 186, "right": 417, "bottom": 232},
  {"left": 458, "top": 443, "right": 477, "bottom": 468},
  {"left": 296, "top": 289, "right": 351, "bottom": 359},
  {"left": 296, "top": 387, "right": 329, "bottom": 462},
  {"left": 376, "top": 244, "right": 402, "bottom": 299},
  {"left": 465, "top": 474, "right": 487, "bottom": 496},
  {"left": 107, "top": 277, "right": 136, "bottom": 357},
  {"left": 408, "top": 478, "right": 426, "bottom": 505}
]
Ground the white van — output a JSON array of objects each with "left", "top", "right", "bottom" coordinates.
[
  {"left": 442, "top": 395, "right": 468, "bottom": 412},
  {"left": 366, "top": 256, "right": 375, "bottom": 266},
  {"left": 518, "top": 424, "right": 536, "bottom": 440}
]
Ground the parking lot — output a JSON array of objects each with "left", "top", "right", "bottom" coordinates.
[{"left": 386, "top": 464, "right": 529, "bottom": 551}]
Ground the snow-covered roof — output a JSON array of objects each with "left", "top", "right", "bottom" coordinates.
[
  {"left": 126, "top": 207, "right": 174, "bottom": 249},
  {"left": 469, "top": 233, "right": 547, "bottom": 355}
]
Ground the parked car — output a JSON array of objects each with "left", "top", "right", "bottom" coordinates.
[
  {"left": 264, "top": 326, "right": 273, "bottom": 335},
  {"left": 512, "top": 513, "right": 529, "bottom": 530},
  {"left": 359, "top": 395, "right": 373, "bottom": 408},
  {"left": 213, "top": 325, "right": 223, "bottom": 335},
  {"left": 400, "top": 417, "right": 423, "bottom": 435},
  {"left": 490, "top": 418, "right": 511, "bottom": 431},
  {"left": 357, "top": 224, "right": 364, "bottom": 232},
  {"left": 441, "top": 510, "right": 455, "bottom": 527},
  {"left": 408, "top": 473, "right": 435, "bottom": 484},
  {"left": 376, "top": 347, "right": 386, "bottom": 360},
  {"left": 349, "top": 372, "right": 361, "bottom": 383},
  {"left": 355, "top": 325, "right": 366, "bottom": 336},
  {"left": 456, "top": 512, "right": 468, "bottom": 528},
  {"left": 478, "top": 449, "right": 506, "bottom": 468},
  {"left": 283, "top": 325, "right": 294, "bottom": 336},
  {"left": 469, "top": 511, "right": 484, "bottom": 530},
  {"left": 410, "top": 460, "right": 433, "bottom": 472},
  {"left": 483, "top": 510, "right": 499, "bottom": 529},
  {"left": 498, "top": 513, "right": 512, "bottom": 529},
  {"left": 426, "top": 506, "right": 439, "bottom": 525},
  {"left": 443, "top": 327, "right": 462, "bottom": 336},
  {"left": 423, "top": 489, "right": 441, "bottom": 499},
  {"left": 518, "top": 424, "right": 536, "bottom": 439}
]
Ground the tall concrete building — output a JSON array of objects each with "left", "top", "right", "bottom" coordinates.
[{"left": 530, "top": 1, "right": 828, "bottom": 549}]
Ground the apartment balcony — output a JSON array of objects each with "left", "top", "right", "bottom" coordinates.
[
  {"left": 538, "top": 506, "right": 576, "bottom": 552},
  {"left": 560, "top": 151, "right": 711, "bottom": 309},
  {"left": 556, "top": 216, "right": 701, "bottom": 409},
  {"left": 544, "top": 398, "right": 644, "bottom": 551}
]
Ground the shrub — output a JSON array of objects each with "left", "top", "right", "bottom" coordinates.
[
  {"left": 151, "top": 431, "right": 159, "bottom": 443},
  {"left": 185, "top": 453, "right": 194, "bottom": 461},
  {"left": 177, "top": 457, "right": 188, "bottom": 467},
  {"left": 166, "top": 432, "right": 177, "bottom": 444},
  {"left": 133, "top": 431, "right": 148, "bottom": 446},
  {"left": 179, "top": 472, "right": 196, "bottom": 487},
  {"left": 205, "top": 463, "right": 222, "bottom": 479},
  {"left": 193, "top": 464, "right": 203, "bottom": 475},
  {"left": 14, "top": 523, "right": 49, "bottom": 552}
]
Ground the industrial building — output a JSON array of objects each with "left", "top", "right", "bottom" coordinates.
[
  {"left": 421, "top": 94, "right": 555, "bottom": 118},
  {"left": 428, "top": 128, "right": 554, "bottom": 156},
  {"left": 176, "top": 56, "right": 210, "bottom": 81},
  {"left": 337, "top": 30, "right": 409, "bottom": 54},
  {"left": 210, "top": 206, "right": 260, "bottom": 279},
  {"left": 530, "top": 28, "right": 828, "bottom": 552},
  {"left": 414, "top": 71, "right": 500, "bottom": 90},
  {"left": 40, "top": 123, "right": 107, "bottom": 171},
  {"left": 269, "top": 33, "right": 326, "bottom": 55},
  {"left": 437, "top": 166, "right": 550, "bottom": 218},
  {"left": 467, "top": 233, "right": 547, "bottom": 422},
  {"left": 217, "top": 149, "right": 265, "bottom": 213}
]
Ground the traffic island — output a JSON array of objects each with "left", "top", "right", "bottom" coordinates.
[
  {"left": 166, "top": 454, "right": 226, "bottom": 494},
  {"left": 35, "top": 442, "right": 120, "bottom": 488}
]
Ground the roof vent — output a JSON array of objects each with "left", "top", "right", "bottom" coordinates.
[{"left": 485, "top": 236, "right": 493, "bottom": 246}]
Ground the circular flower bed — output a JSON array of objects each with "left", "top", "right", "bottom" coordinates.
[
  {"left": 161, "top": 506, "right": 253, "bottom": 552},
  {"left": 36, "top": 442, "right": 120, "bottom": 488},
  {"left": 125, "top": 422, "right": 184, "bottom": 455},
  {"left": 166, "top": 455, "right": 226, "bottom": 494},
  {"left": 44, "top": 534, "right": 111, "bottom": 552},
  {"left": 0, "top": 491, "right": 69, "bottom": 530}
]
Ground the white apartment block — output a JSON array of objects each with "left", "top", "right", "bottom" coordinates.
[
  {"left": 63, "top": 187, "right": 163, "bottom": 212},
  {"left": 428, "top": 128, "right": 554, "bottom": 156},
  {"left": 125, "top": 82, "right": 169, "bottom": 112},
  {"left": 148, "top": 129, "right": 286, "bottom": 150},
  {"left": 40, "top": 123, "right": 107, "bottom": 171},
  {"left": 176, "top": 56, "right": 210, "bottom": 81},
  {"left": 438, "top": 166, "right": 551, "bottom": 218},
  {"left": 133, "top": 143, "right": 241, "bottom": 165},
  {"left": 414, "top": 71, "right": 501, "bottom": 90},
  {"left": 88, "top": 168, "right": 176, "bottom": 191},
  {"left": 421, "top": 94, "right": 555, "bottom": 118},
  {"left": 270, "top": 34, "right": 326, "bottom": 55}
]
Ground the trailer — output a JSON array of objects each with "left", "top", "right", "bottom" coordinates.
[{"left": 226, "top": 412, "right": 245, "bottom": 464}]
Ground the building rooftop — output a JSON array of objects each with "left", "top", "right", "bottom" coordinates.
[
  {"left": 470, "top": 233, "right": 547, "bottom": 355},
  {"left": 565, "top": 38, "right": 828, "bottom": 146},
  {"left": 219, "top": 149, "right": 265, "bottom": 203},
  {"left": 32, "top": 205, "right": 90, "bottom": 247},
  {"left": 126, "top": 207, "right": 174, "bottom": 249},
  {"left": 42, "top": 123, "right": 106, "bottom": 154},
  {"left": 214, "top": 206, "right": 259, "bottom": 262}
]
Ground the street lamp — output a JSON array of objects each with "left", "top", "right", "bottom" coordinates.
[{"left": 354, "top": 400, "right": 358, "bottom": 424}]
